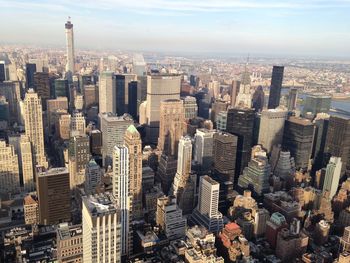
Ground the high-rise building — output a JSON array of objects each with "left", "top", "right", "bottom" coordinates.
[
  {"left": 171, "top": 136, "right": 196, "bottom": 214},
  {"left": 268, "top": 66, "right": 284, "bottom": 109},
  {"left": 20, "top": 135, "right": 34, "bottom": 191},
  {"left": 24, "top": 89, "right": 47, "bottom": 168},
  {"left": 84, "top": 159, "right": 101, "bottom": 194},
  {"left": 226, "top": 107, "right": 255, "bottom": 179},
  {"left": 0, "top": 61, "right": 6, "bottom": 82},
  {"left": 275, "top": 228, "right": 308, "bottom": 261},
  {"left": 323, "top": 157, "right": 342, "bottom": 198},
  {"left": 191, "top": 175, "right": 223, "bottom": 232},
  {"left": 252, "top": 85, "right": 265, "bottom": 112},
  {"left": 194, "top": 128, "right": 215, "bottom": 172},
  {"left": 274, "top": 150, "right": 296, "bottom": 181},
  {"left": 183, "top": 96, "right": 198, "bottom": 119},
  {"left": 70, "top": 111, "right": 86, "bottom": 136},
  {"left": 128, "top": 81, "right": 138, "bottom": 120},
  {"left": 65, "top": 19, "right": 75, "bottom": 76},
  {"left": 99, "top": 112, "right": 133, "bottom": 167},
  {"left": 37, "top": 167, "right": 71, "bottom": 225},
  {"left": 23, "top": 194, "right": 39, "bottom": 225},
  {"left": 69, "top": 135, "right": 90, "bottom": 188},
  {"left": 113, "top": 146, "right": 132, "bottom": 256},
  {"left": 230, "top": 80, "right": 240, "bottom": 107},
  {"left": 211, "top": 99, "right": 228, "bottom": 124},
  {"left": 340, "top": 226, "right": 350, "bottom": 252},
  {"left": 213, "top": 132, "right": 238, "bottom": 183},
  {"left": 89, "top": 129, "right": 102, "bottom": 156},
  {"left": 158, "top": 99, "right": 184, "bottom": 156},
  {"left": 99, "top": 72, "right": 116, "bottom": 114},
  {"left": 287, "top": 88, "right": 298, "bottom": 111},
  {"left": 258, "top": 107, "right": 288, "bottom": 153},
  {"left": 57, "top": 223, "right": 83, "bottom": 263},
  {"left": 54, "top": 79, "right": 69, "bottom": 98},
  {"left": 302, "top": 93, "right": 331, "bottom": 116},
  {"left": 83, "top": 84, "right": 98, "bottom": 109},
  {"left": 216, "top": 111, "right": 228, "bottom": 131},
  {"left": 0, "top": 81, "right": 21, "bottom": 124},
  {"left": 145, "top": 74, "right": 181, "bottom": 143},
  {"left": 47, "top": 97, "right": 68, "bottom": 130},
  {"left": 82, "top": 193, "right": 121, "bottom": 263},
  {"left": 282, "top": 116, "right": 315, "bottom": 170},
  {"left": 265, "top": 212, "right": 287, "bottom": 248},
  {"left": 124, "top": 125, "right": 143, "bottom": 219},
  {"left": 156, "top": 195, "right": 187, "bottom": 240},
  {"left": 157, "top": 154, "right": 178, "bottom": 194},
  {"left": 0, "top": 140, "right": 20, "bottom": 193},
  {"left": 25, "top": 63, "right": 36, "bottom": 89},
  {"left": 312, "top": 114, "right": 330, "bottom": 172},
  {"left": 58, "top": 112, "right": 71, "bottom": 140},
  {"left": 324, "top": 115, "right": 350, "bottom": 177},
  {"left": 132, "top": 54, "right": 146, "bottom": 76},
  {"left": 33, "top": 72, "right": 50, "bottom": 109}
]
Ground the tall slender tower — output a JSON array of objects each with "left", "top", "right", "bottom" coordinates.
[
  {"left": 113, "top": 146, "right": 132, "bottom": 256},
  {"left": 124, "top": 125, "right": 143, "bottom": 220},
  {"left": 65, "top": 18, "right": 75, "bottom": 76},
  {"left": 24, "top": 89, "right": 47, "bottom": 168},
  {"left": 268, "top": 66, "right": 284, "bottom": 109}
]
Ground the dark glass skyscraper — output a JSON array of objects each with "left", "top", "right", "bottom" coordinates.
[
  {"left": 252, "top": 85, "right": 265, "bottom": 112},
  {"left": 54, "top": 79, "right": 69, "bottom": 98},
  {"left": 268, "top": 66, "right": 284, "bottom": 109},
  {"left": 226, "top": 107, "right": 255, "bottom": 180},
  {"left": 26, "top": 63, "right": 36, "bottom": 89},
  {"left": 0, "top": 63, "right": 6, "bottom": 82},
  {"left": 128, "top": 81, "right": 138, "bottom": 120},
  {"left": 115, "top": 74, "right": 126, "bottom": 116}
]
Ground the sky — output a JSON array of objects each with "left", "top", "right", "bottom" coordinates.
[{"left": 0, "top": 0, "right": 350, "bottom": 57}]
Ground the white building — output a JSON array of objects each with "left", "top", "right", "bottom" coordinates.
[
  {"left": 99, "top": 72, "right": 116, "bottom": 114},
  {"left": 194, "top": 129, "right": 216, "bottom": 171},
  {"left": 20, "top": 135, "right": 34, "bottom": 191},
  {"left": 323, "top": 156, "right": 342, "bottom": 198},
  {"left": 82, "top": 193, "right": 121, "bottom": 263},
  {"left": 0, "top": 140, "right": 20, "bottom": 193},
  {"left": 65, "top": 19, "right": 75, "bottom": 75},
  {"left": 70, "top": 111, "right": 86, "bottom": 137},
  {"left": 183, "top": 96, "right": 198, "bottom": 119}
]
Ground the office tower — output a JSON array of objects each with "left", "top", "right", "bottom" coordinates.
[
  {"left": 208, "top": 80, "right": 220, "bottom": 98},
  {"left": 58, "top": 112, "right": 71, "bottom": 140},
  {"left": 265, "top": 212, "right": 287, "bottom": 248},
  {"left": 268, "top": 66, "right": 284, "bottom": 109},
  {"left": 82, "top": 193, "right": 121, "bottom": 263},
  {"left": 226, "top": 107, "right": 255, "bottom": 178},
  {"left": 132, "top": 54, "right": 146, "bottom": 76},
  {"left": 20, "top": 135, "right": 34, "bottom": 191},
  {"left": 158, "top": 99, "right": 184, "bottom": 156},
  {"left": 156, "top": 196, "right": 187, "bottom": 240},
  {"left": 0, "top": 96, "right": 9, "bottom": 127},
  {"left": 115, "top": 74, "right": 126, "bottom": 115},
  {"left": 323, "top": 157, "right": 342, "bottom": 198},
  {"left": 312, "top": 114, "right": 330, "bottom": 172},
  {"left": 324, "top": 115, "right": 350, "bottom": 177},
  {"left": 113, "top": 146, "right": 132, "bottom": 256},
  {"left": 158, "top": 154, "right": 178, "bottom": 194},
  {"left": 238, "top": 153, "right": 271, "bottom": 196},
  {"left": 89, "top": 129, "right": 102, "bottom": 156},
  {"left": 99, "top": 112, "right": 133, "bottom": 167},
  {"left": 25, "top": 63, "right": 36, "bottom": 89},
  {"left": 0, "top": 61, "right": 5, "bottom": 82},
  {"left": 274, "top": 150, "right": 296, "bottom": 181},
  {"left": 192, "top": 175, "right": 223, "bottom": 232},
  {"left": 282, "top": 116, "right": 315, "bottom": 170},
  {"left": 70, "top": 111, "right": 86, "bottom": 136},
  {"left": 29, "top": 58, "right": 49, "bottom": 73},
  {"left": 287, "top": 88, "right": 298, "bottom": 111},
  {"left": 83, "top": 84, "right": 98, "bottom": 109},
  {"left": 171, "top": 136, "right": 196, "bottom": 214},
  {"left": 65, "top": 19, "right": 75, "bottom": 76},
  {"left": 252, "top": 85, "right": 265, "bottom": 112},
  {"left": 275, "top": 228, "right": 308, "bottom": 261},
  {"left": 145, "top": 74, "right": 181, "bottom": 143},
  {"left": 37, "top": 167, "right": 71, "bottom": 225},
  {"left": 230, "top": 80, "right": 240, "bottom": 107},
  {"left": 258, "top": 107, "right": 288, "bottom": 153},
  {"left": 57, "top": 223, "right": 83, "bottom": 263},
  {"left": 99, "top": 72, "right": 116, "bottom": 114},
  {"left": 74, "top": 93, "right": 84, "bottom": 110},
  {"left": 84, "top": 159, "right": 101, "bottom": 194},
  {"left": 0, "top": 140, "right": 20, "bottom": 193},
  {"left": 211, "top": 99, "right": 228, "bottom": 124},
  {"left": 302, "top": 93, "right": 331, "bottom": 116},
  {"left": 0, "top": 81, "right": 21, "bottom": 124},
  {"left": 196, "top": 90, "right": 211, "bottom": 119},
  {"left": 24, "top": 194, "right": 39, "bottom": 225},
  {"left": 216, "top": 111, "right": 228, "bottom": 131},
  {"left": 194, "top": 128, "right": 215, "bottom": 172},
  {"left": 24, "top": 89, "right": 47, "bottom": 168},
  {"left": 54, "top": 79, "right": 69, "bottom": 98},
  {"left": 128, "top": 81, "right": 138, "bottom": 119},
  {"left": 340, "top": 226, "right": 350, "bottom": 252},
  {"left": 69, "top": 135, "right": 90, "bottom": 188},
  {"left": 33, "top": 72, "right": 50, "bottom": 109},
  {"left": 182, "top": 96, "right": 198, "bottom": 119},
  {"left": 47, "top": 97, "right": 68, "bottom": 129},
  {"left": 254, "top": 208, "right": 270, "bottom": 237},
  {"left": 213, "top": 132, "right": 238, "bottom": 183},
  {"left": 124, "top": 125, "right": 143, "bottom": 219}
]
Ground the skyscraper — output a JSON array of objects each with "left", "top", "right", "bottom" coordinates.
[
  {"left": 84, "top": 159, "right": 101, "bottom": 194},
  {"left": 158, "top": 99, "right": 184, "bottom": 156},
  {"left": 65, "top": 18, "right": 75, "bottom": 77},
  {"left": 268, "top": 66, "right": 284, "bottom": 109},
  {"left": 258, "top": 107, "right": 288, "bottom": 153},
  {"left": 226, "top": 107, "right": 255, "bottom": 179},
  {"left": 213, "top": 132, "right": 238, "bottom": 183},
  {"left": 323, "top": 157, "right": 342, "bottom": 198},
  {"left": 194, "top": 128, "right": 216, "bottom": 172},
  {"left": 20, "top": 135, "right": 34, "bottom": 191},
  {"left": 191, "top": 175, "right": 223, "bottom": 232},
  {"left": 124, "top": 124, "right": 143, "bottom": 220},
  {"left": 23, "top": 89, "right": 48, "bottom": 168},
  {"left": 287, "top": 88, "right": 298, "bottom": 111},
  {"left": 145, "top": 74, "right": 181, "bottom": 143},
  {"left": 37, "top": 167, "right": 71, "bottom": 225},
  {"left": 302, "top": 94, "right": 331, "bottom": 116},
  {"left": 70, "top": 111, "right": 86, "bottom": 136},
  {"left": 0, "top": 140, "right": 20, "bottom": 193},
  {"left": 99, "top": 112, "right": 133, "bottom": 167},
  {"left": 113, "top": 146, "right": 132, "bottom": 256},
  {"left": 183, "top": 96, "right": 198, "bottom": 120},
  {"left": 69, "top": 135, "right": 90, "bottom": 188},
  {"left": 25, "top": 63, "right": 36, "bottom": 89},
  {"left": 324, "top": 115, "right": 350, "bottom": 177},
  {"left": 82, "top": 193, "right": 121, "bottom": 263},
  {"left": 33, "top": 72, "right": 51, "bottom": 109},
  {"left": 171, "top": 136, "right": 196, "bottom": 214},
  {"left": 99, "top": 72, "right": 116, "bottom": 114},
  {"left": 128, "top": 81, "right": 138, "bottom": 120},
  {"left": 252, "top": 85, "right": 265, "bottom": 112},
  {"left": 282, "top": 116, "right": 315, "bottom": 170}
]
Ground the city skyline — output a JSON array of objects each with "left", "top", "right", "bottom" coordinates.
[{"left": 1, "top": 0, "right": 350, "bottom": 57}]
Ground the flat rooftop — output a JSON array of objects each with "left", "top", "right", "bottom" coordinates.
[
  {"left": 83, "top": 193, "right": 118, "bottom": 217},
  {"left": 57, "top": 223, "right": 82, "bottom": 240}
]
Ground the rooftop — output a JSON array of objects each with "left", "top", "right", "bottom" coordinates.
[
  {"left": 37, "top": 167, "right": 68, "bottom": 177},
  {"left": 83, "top": 193, "right": 118, "bottom": 217},
  {"left": 57, "top": 223, "right": 82, "bottom": 240}
]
